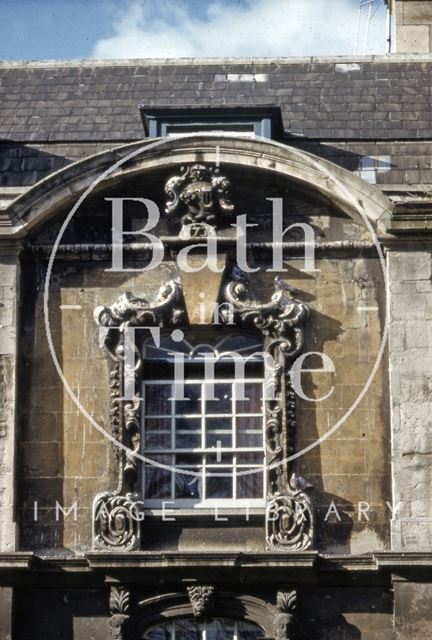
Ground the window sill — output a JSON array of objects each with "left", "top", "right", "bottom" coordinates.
[{"left": 143, "top": 507, "right": 265, "bottom": 524}]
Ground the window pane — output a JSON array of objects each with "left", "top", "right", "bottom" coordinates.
[
  {"left": 206, "top": 474, "right": 233, "bottom": 498},
  {"left": 144, "top": 626, "right": 172, "bottom": 640},
  {"left": 237, "top": 471, "right": 264, "bottom": 498},
  {"left": 205, "top": 383, "right": 232, "bottom": 414},
  {"left": 206, "top": 619, "right": 235, "bottom": 639},
  {"left": 237, "top": 416, "right": 263, "bottom": 431},
  {"left": 206, "top": 453, "right": 233, "bottom": 465},
  {"left": 144, "top": 618, "right": 263, "bottom": 639},
  {"left": 145, "top": 384, "right": 171, "bottom": 415},
  {"left": 176, "top": 417, "right": 201, "bottom": 431},
  {"left": 174, "top": 620, "right": 201, "bottom": 640},
  {"left": 175, "top": 453, "right": 202, "bottom": 466},
  {"left": 206, "top": 432, "right": 231, "bottom": 448},
  {"left": 145, "top": 418, "right": 171, "bottom": 432},
  {"left": 237, "top": 621, "right": 264, "bottom": 639},
  {"left": 144, "top": 433, "right": 171, "bottom": 450},
  {"left": 236, "top": 383, "right": 263, "bottom": 413},
  {"left": 237, "top": 432, "right": 262, "bottom": 447},
  {"left": 236, "top": 416, "right": 263, "bottom": 447},
  {"left": 176, "top": 432, "right": 201, "bottom": 448},
  {"left": 206, "top": 417, "right": 232, "bottom": 448},
  {"left": 236, "top": 452, "right": 264, "bottom": 464},
  {"left": 144, "top": 456, "right": 172, "bottom": 499},
  {"left": 175, "top": 384, "right": 201, "bottom": 415},
  {"left": 174, "top": 469, "right": 202, "bottom": 499}
]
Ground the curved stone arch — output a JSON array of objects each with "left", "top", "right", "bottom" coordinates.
[
  {"left": 134, "top": 591, "right": 273, "bottom": 638},
  {"left": 3, "top": 133, "right": 393, "bottom": 238}
]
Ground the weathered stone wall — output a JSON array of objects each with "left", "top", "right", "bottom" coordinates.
[
  {"left": 19, "top": 262, "right": 181, "bottom": 552},
  {"left": 293, "top": 256, "right": 389, "bottom": 554},
  {"left": 0, "top": 246, "right": 20, "bottom": 553},
  {"left": 394, "top": 581, "right": 432, "bottom": 638},
  {"left": 388, "top": 249, "right": 432, "bottom": 550},
  {"left": 393, "top": 0, "right": 432, "bottom": 53},
  {"left": 18, "top": 251, "right": 389, "bottom": 553}
]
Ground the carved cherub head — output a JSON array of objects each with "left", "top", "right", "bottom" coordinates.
[
  {"left": 274, "top": 612, "right": 295, "bottom": 640},
  {"left": 273, "top": 590, "right": 297, "bottom": 640}
]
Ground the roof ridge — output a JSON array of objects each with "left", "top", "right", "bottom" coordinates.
[{"left": 0, "top": 54, "right": 432, "bottom": 68}]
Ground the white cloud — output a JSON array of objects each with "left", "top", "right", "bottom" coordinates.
[{"left": 92, "top": 0, "right": 387, "bottom": 59}]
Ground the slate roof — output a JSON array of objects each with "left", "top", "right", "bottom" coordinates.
[{"left": 0, "top": 56, "right": 431, "bottom": 143}]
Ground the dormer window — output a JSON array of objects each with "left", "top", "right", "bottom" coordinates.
[{"left": 139, "top": 105, "right": 283, "bottom": 140}]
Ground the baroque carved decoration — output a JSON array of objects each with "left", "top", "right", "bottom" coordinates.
[
  {"left": 221, "top": 273, "right": 314, "bottom": 551},
  {"left": 266, "top": 474, "right": 314, "bottom": 552},
  {"left": 187, "top": 585, "right": 216, "bottom": 618},
  {"left": 92, "top": 279, "right": 184, "bottom": 551},
  {"left": 93, "top": 493, "right": 141, "bottom": 551},
  {"left": 274, "top": 590, "right": 297, "bottom": 640},
  {"left": 93, "top": 264, "right": 314, "bottom": 552},
  {"left": 165, "top": 164, "right": 235, "bottom": 236},
  {"left": 109, "top": 585, "right": 131, "bottom": 640}
]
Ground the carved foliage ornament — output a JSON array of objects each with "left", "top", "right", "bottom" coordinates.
[
  {"left": 109, "top": 585, "right": 131, "bottom": 640},
  {"left": 187, "top": 585, "right": 216, "bottom": 618},
  {"left": 165, "top": 164, "right": 235, "bottom": 236}
]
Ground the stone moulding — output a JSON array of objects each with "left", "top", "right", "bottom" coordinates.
[
  {"left": 93, "top": 270, "right": 314, "bottom": 553},
  {"left": 134, "top": 590, "right": 275, "bottom": 638},
  {"left": 4, "top": 134, "right": 392, "bottom": 239}
]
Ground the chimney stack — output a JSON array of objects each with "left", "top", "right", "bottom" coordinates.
[{"left": 386, "top": 0, "right": 432, "bottom": 53}]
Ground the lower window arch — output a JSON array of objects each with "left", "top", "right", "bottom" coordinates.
[{"left": 143, "top": 618, "right": 264, "bottom": 639}]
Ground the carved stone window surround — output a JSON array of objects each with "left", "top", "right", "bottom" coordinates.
[{"left": 93, "top": 271, "right": 314, "bottom": 552}]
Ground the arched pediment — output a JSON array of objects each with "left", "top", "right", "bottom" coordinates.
[
  {"left": 134, "top": 590, "right": 273, "bottom": 638},
  {"left": 2, "top": 134, "right": 393, "bottom": 238}
]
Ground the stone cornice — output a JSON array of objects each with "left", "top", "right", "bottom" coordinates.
[{"left": 1, "top": 551, "right": 432, "bottom": 575}]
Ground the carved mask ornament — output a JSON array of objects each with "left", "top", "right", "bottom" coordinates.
[{"left": 187, "top": 585, "right": 216, "bottom": 618}]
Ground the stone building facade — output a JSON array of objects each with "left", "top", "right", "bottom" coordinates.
[{"left": 1, "top": 2, "right": 432, "bottom": 638}]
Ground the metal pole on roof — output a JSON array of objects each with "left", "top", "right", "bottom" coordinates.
[
  {"left": 354, "top": 1, "right": 362, "bottom": 54},
  {"left": 386, "top": 2, "right": 392, "bottom": 52},
  {"left": 355, "top": 0, "right": 382, "bottom": 55},
  {"left": 362, "top": 0, "right": 374, "bottom": 53}
]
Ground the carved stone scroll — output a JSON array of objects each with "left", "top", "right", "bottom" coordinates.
[
  {"left": 266, "top": 474, "right": 314, "bottom": 552},
  {"left": 93, "top": 493, "right": 141, "bottom": 552},
  {"left": 187, "top": 585, "right": 216, "bottom": 618}
]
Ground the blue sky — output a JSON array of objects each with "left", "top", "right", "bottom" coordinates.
[{"left": 0, "top": 0, "right": 388, "bottom": 60}]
